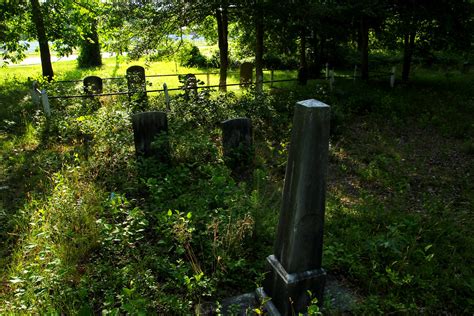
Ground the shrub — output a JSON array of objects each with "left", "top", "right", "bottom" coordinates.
[{"left": 177, "top": 42, "right": 208, "bottom": 68}]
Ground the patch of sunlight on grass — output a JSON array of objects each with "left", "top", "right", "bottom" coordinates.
[
  {"left": 2, "top": 168, "right": 103, "bottom": 313},
  {"left": 21, "top": 122, "right": 39, "bottom": 148}
]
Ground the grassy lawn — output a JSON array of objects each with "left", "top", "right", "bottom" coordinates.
[
  {"left": 0, "top": 58, "right": 473, "bottom": 314},
  {"left": 0, "top": 56, "right": 295, "bottom": 95}
]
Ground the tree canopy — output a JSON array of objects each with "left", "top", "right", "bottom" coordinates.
[{"left": 1, "top": 0, "right": 473, "bottom": 81}]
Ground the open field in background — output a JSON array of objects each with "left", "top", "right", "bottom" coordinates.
[
  {"left": 0, "top": 55, "right": 473, "bottom": 314},
  {"left": 0, "top": 56, "right": 296, "bottom": 96}
]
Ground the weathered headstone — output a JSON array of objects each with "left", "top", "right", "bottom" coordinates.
[
  {"left": 258, "top": 99, "right": 330, "bottom": 315},
  {"left": 221, "top": 118, "right": 253, "bottom": 178},
  {"left": 240, "top": 62, "right": 253, "bottom": 88},
  {"left": 83, "top": 76, "right": 103, "bottom": 95},
  {"left": 126, "top": 65, "right": 148, "bottom": 111},
  {"left": 83, "top": 76, "right": 103, "bottom": 112},
  {"left": 132, "top": 111, "right": 169, "bottom": 162}
]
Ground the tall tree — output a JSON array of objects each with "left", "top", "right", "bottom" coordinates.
[
  {"left": 78, "top": 18, "right": 102, "bottom": 68},
  {"left": 30, "top": 0, "right": 54, "bottom": 80},
  {"left": 215, "top": 3, "right": 229, "bottom": 91},
  {"left": 254, "top": 0, "right": 264, "bottom": 92},
  {"left": 73, "top": 0, "right": 103, "bottom": 68},
  {"left": 1, "top": 0, "right": 106, "bottom": 77}
]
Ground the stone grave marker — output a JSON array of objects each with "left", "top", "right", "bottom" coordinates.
[
  {"left": 240, "top": 62, "right": 253, "bottom": 88},
  {"left": 127, "top": 65, "right": 148, "bottom": 111},
  {"left": 132, "top": 111, "right": 169, "bottom": 162},
  {"left": 257, "top": 99, "right": 330, "bottom": 315},
  {"left": 83, "top": 76, "right": 103, "bottom": 95},
  {"left": 221, "top": 118, "right": 253, "bottom": 178},
  {"left": 83, "top": 76, "right": 103, "bottom": 111}
]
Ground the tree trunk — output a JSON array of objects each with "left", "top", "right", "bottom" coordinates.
[
  {"left": 360, "top": 16, "right": 369, "bottom": 81},
  {"left": 30, "top": 0, "right": 53, "bottom": 81},
  {"left": 255, "top": 3, "right": 264, "bottom": 92},
  {"left": 402, "top": 31, "right": 415, "bottom": 82},
  {"left": 216, "top": 5, "right": 228, "bottom": 92},
  {"left": 298, "top": 29, "right": 308, "bottom": 85},
  {"left": 78, "top": 19, "right": 102, "bottom": 68}
]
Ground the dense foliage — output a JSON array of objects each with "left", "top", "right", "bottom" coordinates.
[{"left": 2, "top": 0, "right": 473, "bottom": 82}]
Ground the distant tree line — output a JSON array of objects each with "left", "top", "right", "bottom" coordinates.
[{"left": 1, "top": 0, "right": 472, "bottom": 84}]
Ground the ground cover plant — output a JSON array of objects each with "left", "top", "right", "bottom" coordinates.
[{"left": 0, "top": 57, "right": 473, "bottom": 314}]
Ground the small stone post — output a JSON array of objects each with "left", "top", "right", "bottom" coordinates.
[
  {"left": 390, "top": 66, "right": 396, "bottom": 88},
  {"left": 41, "top": 89, "right": 51, "bottom": 117},
  {"left": 258, "top": 99, "right": 330, "bottom": 315},
  {"left": 126, "top": 65, "right": 148, "bottom": 111},
  {"left": 221, "top": 118, "right": 253, "bottom": 178},
  {"left": 132, "top": 111, "right": 169, "bottom": 162},
  {"left": 163, "top": 83, "right": 170, "bottom": 111}
]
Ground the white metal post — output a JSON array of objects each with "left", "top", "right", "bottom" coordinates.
[
  {"left": 163, "top": 83, "right": 170, "bottom": 112},
  {"left": 329, "top": 70, "right": 335, "bottom": 91},
  {"left": 41, "top": 89, "right": 51, "bottom": 117},
  {"left": 390, "top": 66, "right": 396, "bottom": 88}
]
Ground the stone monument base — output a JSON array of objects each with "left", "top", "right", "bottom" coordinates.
[
  {"left": 220, "top": 274, "right": 357, "bottom": 316},
  {"left": 258, "top": 255, "right": 326, "bottom": 315}
]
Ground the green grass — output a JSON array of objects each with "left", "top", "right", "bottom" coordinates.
[
  {"left": 0, "top": 56, "right": 295, "bottom": 95},
  {"left": 0, "top": 58, "right": 473, "bottom": 314}
]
